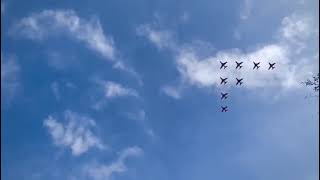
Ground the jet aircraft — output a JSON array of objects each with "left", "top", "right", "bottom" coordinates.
[
  {"left": 236, "top": 78, "right": 243, "bottom": 86},
  {"left": 235, "top": 61, "right": 243, "bottom": 69},
  {"left": 221, "top": 92, "right": 228, "bottom": 100},
  {"left": 220, "top": 61, "right": 228, "bottom": 69},
  {"left": 253, "top": 62, "right": 260, "bottom": 70},
  {"left": 268, "top": 62, "right": 276, "bottom": 70},
  {"left": 221, "top": 106, "right": 228, "bottom": 112},
  {"left": 220, "top": 77, "right": 228, "bottom": 85}
]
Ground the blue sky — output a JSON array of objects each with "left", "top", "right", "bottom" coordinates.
[{"left": 1, "top": 0, "right": 319, "bottom": 180}]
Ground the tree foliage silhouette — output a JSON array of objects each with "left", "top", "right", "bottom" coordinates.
[{"left": 303, "top": 73, "right": 319, "bottom": 92}]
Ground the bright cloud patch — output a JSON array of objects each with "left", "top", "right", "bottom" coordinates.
[
  {"left": 84, "top": 146, "right": 143, "bottom": 180},
  {"left": 140, "top": 13, "right": 318, "bottom": 91},
  {"left": 280, "top": 14, "right": 317, "bottom": 52},
  {"left": 43, "top": 110, "right": 106, "bottom": 156},
  {"left": 177, "top": 14, "right": 317, "bottom": 90},
  {"left": 12, "top": 9, "right": 115, "bottom": 60},
  {"left": 177, "top": 44, "right": 299, "bottom": 89},
  {"left": 104, "top": 81, "right": 138, "bottom": 98},
  {"left": 281, "top": 14, "right": 314, "bottom": 41}
]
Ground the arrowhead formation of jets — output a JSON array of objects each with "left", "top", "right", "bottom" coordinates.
[{"left": 219, "top": 61, "right": 276, "bottom": 112}]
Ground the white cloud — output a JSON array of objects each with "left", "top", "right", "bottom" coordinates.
[
  {"left": 161, "top": 85, "right": 182, "bottom": 99},
  {"left": 12, "top": 9, "right": 143, "bottom": 83},
  {"left": 281, "top": 14, "right": 313, "bottom": 41},
  {"left": 279, "top": 13, "right": 317, "bottom": 52},
  {"left": 112, "top": 61, "right": 144, "bottom": 86},
  {"left": 91, "top": 80, "right": 140, "bottom": 111},
  {"left": 1, "top": 52, "right": 20, "bottom": 106},
  {"left": 84, "top": 146, "right": 143, "bottom": 180},
  {"left": 104, "top": 81, "right": 138, "bottom": 98},
  {"left": 136, "top": 24, "right": 175, "bottom": 50},
  {"left": 140, "top": 13, "right": 318, "bottom": 93},
  {"left": 12, "top": 10, "right": 115, "bottom": 60},
  {"left": 43, "top": 110, "right": 106, "bottom": 156},
  {"left": 177, "top": 44, "right": 297, "bottom": 89}
]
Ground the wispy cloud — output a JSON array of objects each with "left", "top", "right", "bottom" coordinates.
[
  {"left": 43, "top": 110, "right": 106, "bottom": 156},
  {"left": 12, "top": 9, "right": 142, "bottom": 83},
  {"left": 1, "top": 52, "right": 20, "bottom": 107},
  {"left": 240, "top": 0, "right": 252, "bottom": 20},
  {"left": 12, "top": 10, "right": 116, "bottom": 60},
  {"left": 84, "top": 146, "right": 143, "bottom": 180},
  {"left": 127, "top": 110, "right": 155, "bottom": 138},
  {"left": 136, "top": 24, "right": 175, "bottom": 50},
  {"left": 279, "top": 13, "right": 317, "bottom": 52},
  {"left": 281, "top": 14, "right": 313, "bottom": 41},
  {"left": 127, "top": 109, "right": 146, "bottom": 121},
  {"left": 161, "top": 85, "right": 182, "bottom": 99},
  {"left": 112, "top": 61, "right": 144, "bottom": 86},
  {"left": 104, "top": 81, "right": 138, "bottom": 98},
  {"left": 46, "top": 51, "right": 78, "bottom": 71},
  {"left": 90, "top": 80, "right": 140, "bottom": 111},
  {"left": 50, "top": 81, "right": 60, "bottom": 101}
]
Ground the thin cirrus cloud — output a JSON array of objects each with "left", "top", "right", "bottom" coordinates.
[
  {"left": 43, "top": 110, "right": 106, "bottom": 156},
  {"left": 11, "top": 9, "right": 143, "bottom": 83},
  {"left": 83, "top": 146, "right": 143, "bottom": 180},
  {"left": 136, "top": 24, "right": 175, "bottom": 50},
  {"left": 138, "top": 13, "right": 318, "bottom": 94},
  {"left": 126, "top": 110, "right": 156, "bottom": 138},
  {"left": 240, "top": 0, "right": 252, "bottom": 20},
  {"left": 12, "top": 9, "right": 116, "bottom": 61},
  {"left": 1, "top": 52, "right": 20, "bottom": 106},
  {"left": 50, "top": 81, "right": 60, "bottom": 101},
  {"left": 104, "top": 81, "right": 138, "bottom": 98},
  {"left": 90, "top": 79, "right": 140, "bottom": 111},
  {"left": 161, "top": 85, "right": 182, "bottom": 99}
]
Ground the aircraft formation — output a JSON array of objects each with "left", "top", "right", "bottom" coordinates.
[{"left": 219, "top": 61, "right": 276, "bottom": 112}]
